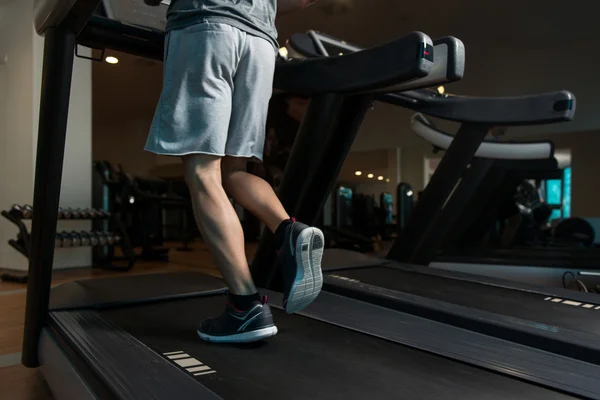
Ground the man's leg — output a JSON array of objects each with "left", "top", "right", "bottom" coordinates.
[
  {"left": 223, "top": 32, "right": 325, "bottom": 314},
  {"left": 221, "top": 157, "right": 289, "bottom": 233},
  {"left": 183, "top": 153, "right": 278, "bottom": 343},
  {"left": 182, "top": 154, "right": 256, "bottom": 295},
  {"left": 221, "top": 157, "right": 325, "bottom": 314}
]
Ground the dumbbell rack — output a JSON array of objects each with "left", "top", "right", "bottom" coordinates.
[{"left": 1, "top": 206, "right": 136, "bottom": 284}]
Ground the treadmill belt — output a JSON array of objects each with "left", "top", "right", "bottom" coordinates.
[
  {"left": 330, "top": 266, "right": 600, "bottom": 334},
  {"left": 100, "top": 294, "right": 570, "bottom": 399}
]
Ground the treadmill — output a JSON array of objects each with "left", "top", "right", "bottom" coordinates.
[
  {"left": 24, "top": 1, "right": 596, "bottom": 399},
  {"left": 409, "top": 114, "right": 599, "bottom": 268},
  {"left": 247, "top": 30, "right": 600, "bottom": 374}
]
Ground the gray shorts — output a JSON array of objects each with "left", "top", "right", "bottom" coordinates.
[{"left": 145, "top": 22, "right": 276, "bottom": 160}]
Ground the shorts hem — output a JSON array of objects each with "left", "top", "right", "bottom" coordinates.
[{"left": 145, "top": 148, "right": 263, "bottom": 161}]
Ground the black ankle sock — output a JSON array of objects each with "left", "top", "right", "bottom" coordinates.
[
  {"left": 274, "top": 218, "right": 294, "bottom": 249},
  {"left": 229, "top": 292, "right": 261, "bottom": 311}
]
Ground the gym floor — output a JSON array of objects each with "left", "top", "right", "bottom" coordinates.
[{"left": 0, "top": 241, "right": 249, "bottom": 400}]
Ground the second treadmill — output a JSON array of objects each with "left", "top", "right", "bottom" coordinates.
[{"left": 249, "top": 31, "right": 600, "bottom": 369}]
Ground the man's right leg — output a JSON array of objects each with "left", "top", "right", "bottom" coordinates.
[
  {"left": 222, "top": 157, "right": 325, "bottom": 314},
  {"left": 221, "top": 157, "right": 289, "bottom": 233}
]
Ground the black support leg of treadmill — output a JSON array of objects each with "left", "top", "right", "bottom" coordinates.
[
  {"left": 410, "top": 157, "right": 495, "bottom": 265},
  {"left": 387, "top": 123, "right": 492, "bottom": 264},
  {"left": 251, "top": 94, "right": 373, "bottom": 290},
  {"left": 444, "top": 165, "right": 509, "bottom": 250},
  {"left": 22, "top": 26, "right": 77, "bottom": 368}
]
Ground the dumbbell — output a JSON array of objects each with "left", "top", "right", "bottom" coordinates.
[
  {"left": 69, "top": 231, "right": 82, "bottom": 247},
  {"left": 58, "top": 207, "right": 64, "bottom": 219},
  {"left": 93, "top": 231, "right": 108, "bottom": 246},
  {"left": 113, "top": 234, "right": 122, "bottom": 244},
  {"left": 98, "top": 209, "right": 111, "bottom": 218},
  {"left": 22, "top": 205, "right": 33, "bottom": 219},
  {"left": 87, "top": 209, "right": 100, "bottom": 219},
  {"left": 98, "top": 231, "right": 114, "bottom": 245},
  {"left": 71, "top": 209, "right": 83, "bottom": 219},
  {"left": 55, "top": 233, "right": 62, "bottom": 248},
  {"left": 8, "top": 204, "right": 24, "bottom": 219},
  {"left": 79, "top": 231, "right": 91, "bottom": 246},
  {"left": 85, "top": 231, "right": 99, "bottom": 246},
  {"left": 61, "top": 208, "right": 74, "bottom": 219},
  {"left": 57, "top": 232, "right": 73, "bottom": 247},
  {"left": 73, "top": 208, "right": 91, "bottom": 219}
]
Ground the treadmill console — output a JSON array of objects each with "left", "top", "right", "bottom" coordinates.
[{"left": 102, "top": 0, "right": 169, "bottom": 31}]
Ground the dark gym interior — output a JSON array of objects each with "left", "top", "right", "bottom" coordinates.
[{"left": 1, "top": 0, "right": 600, "bottom": 399}]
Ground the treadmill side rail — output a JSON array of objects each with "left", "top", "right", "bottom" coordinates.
[
  {"left": 323, "top": 274, "right": 600, "bottom": 365},
  {"left": 49, "top": 310, "right": 221, "bottom": 400},
  {"left": 39, "top": 329, "right": 98, "bottom": 400},
  {"left": 266, "top": 290, "right": 600, "bottom": 399}
]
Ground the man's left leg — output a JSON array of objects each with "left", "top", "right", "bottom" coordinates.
[
  {"left": 224, "top": 32, "right": 325, "bottom": 315},
  {"left": 183, "top": 154, "right": 278, "bottom": 343}
]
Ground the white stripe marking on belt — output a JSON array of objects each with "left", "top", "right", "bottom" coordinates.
[
  {"left": 175, "top": 358, "right": 203, "bottom": 368},
  {"left": 168, "top": 353, "right": 190, "bottom": 360},
  {"left": 194, "top": 370, "right": 217, "bottom": 376},
  {"left": 163, "top": 350, "right": 184, "bottom": 356},
  {"left": 188, "top": 365, "right": 210, "bottom": 373}
]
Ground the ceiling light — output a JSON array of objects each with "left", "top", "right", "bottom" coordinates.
[
  {"left": 278, "top": 47, "right": 289, "bottom": 59},
  {"left": 367, "top": 173, "right": 374, "bottom": 179},
  {"left": 105, "top": 56, "right": 119, "bottom": 64},
  {"left": 386, "top": 178, "right": 390, "bottom": 183},
  {"left": 437, "top": 85, "right": 445, "bottom": 95},
  {"left": 377, "top": 176, "right": 384, "bottom": 181},
  {"left": 407, "top": 190, "right": 414, "bottom": 197},
  {"left": 355, "top": 171, "right": 362, "bottom": 176}
]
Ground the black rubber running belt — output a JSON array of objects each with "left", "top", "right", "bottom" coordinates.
[{"left": 100, "top": 294, "right": 572, "bottom": 400}]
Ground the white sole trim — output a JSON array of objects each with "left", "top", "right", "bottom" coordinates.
[
  {"left": 285, "top": 227, "right": 324, "bottom": 314},
  {"left": 197, "top": 326, "right": 278, "bottom": 343}
]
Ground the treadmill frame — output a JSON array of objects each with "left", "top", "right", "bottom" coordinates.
[
  {"left": 23, "top": 23, "right": 80, "bottom": 368},
  {"left": 42, "top": 275, "right": 600, "bottom": 399}
]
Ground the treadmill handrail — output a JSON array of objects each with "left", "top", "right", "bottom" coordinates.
[
  {"left": 34, "top": 0, "right": 100, "bottom": 35},
  {"left": 382, "top": 89, "right": 576, "bottom": 125},
  {"left": 286, "top": 31, "right": 465, "bottom": 93},
  {"left": 78, "top": 15, "right": 165, "bottom": 61},
  {"left": 275, "top": 31, "right": 434, "bottom": 95},
  {"left": 287, "top": 31, "right": 576, "bottom": 125},
  {"left": 411, "top": 113, "right": 555, "bottom": 160}
]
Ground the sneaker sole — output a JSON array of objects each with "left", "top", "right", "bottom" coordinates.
[
  {"left": 197, "top": 326, "right": 278, "bottom": 343},
  {"left": 284, "top": 227, "right": 324, "bottom": 314}
]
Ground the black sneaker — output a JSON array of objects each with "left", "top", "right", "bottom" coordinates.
[
  {"left": 197, "top": 297, "right": 278, "bottom": 343},
  {"left": 277, "top": 221, "right": 324, "bottom": 314}
]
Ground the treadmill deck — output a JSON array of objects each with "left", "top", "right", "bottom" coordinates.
[{"left": 98, "top": 293, "right": 571, "bottom": 400}]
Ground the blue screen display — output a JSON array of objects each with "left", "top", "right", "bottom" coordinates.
[
  {"left": 545, "top": 167, "right": 571, "bottom": 221},
  {"left": 563, "top": 167, "right": 571, "bottom": 218}
]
